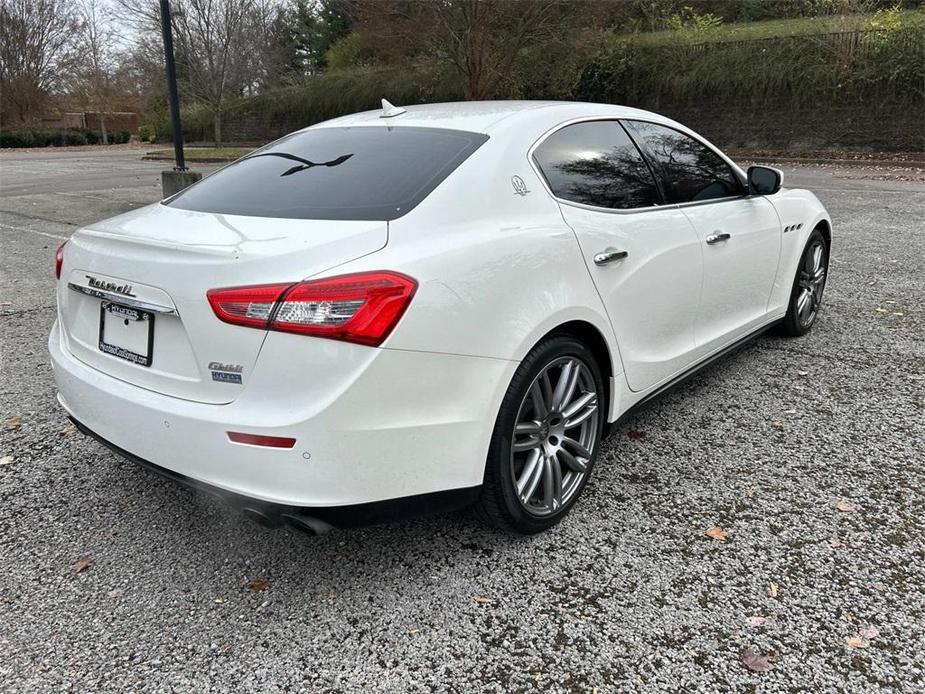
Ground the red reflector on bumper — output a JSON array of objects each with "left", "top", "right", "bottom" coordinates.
[{"left": 227, "top": 432, "right": 296, "bottom": 449}]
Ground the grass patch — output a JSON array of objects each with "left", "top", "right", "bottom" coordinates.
[
  {"left": 616, "top": 10, "right": 924, "bottom": 47},
  {"left": 143, "top": 146, "right": 253, "bottom": 163}
]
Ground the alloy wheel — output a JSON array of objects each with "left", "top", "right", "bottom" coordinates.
[
  {"left": 796, "top": 239, "right": 827, "bottom": 327},
  {"left": 510, "top": 356, "right": 599, "bottom": 517}
]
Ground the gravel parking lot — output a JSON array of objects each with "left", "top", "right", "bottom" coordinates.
[{"left": 1, "top": 149, "right": 923, "bottom": 692}]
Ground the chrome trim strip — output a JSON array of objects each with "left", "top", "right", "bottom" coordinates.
[{"left": 67, "top": 283, "right": 177, "bottom": 315}]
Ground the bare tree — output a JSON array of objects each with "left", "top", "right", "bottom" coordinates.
[
  {"left": 0, "top": 0, "right": 77, "bottom": 124},
  {"left": 433, "top": 0, "right": 562, "bottom": 100},
  {"left": 355, "top": 0, "right": 581, "bottom": 100},
  {"left": 115, "top": 0, "right": 260, "bottom": 146},
  {"left": 171, "top": 0, "right": 253, "bottom": 146},
  {"left": 72, "top": 0, "right": 118, "bottom": 142}
]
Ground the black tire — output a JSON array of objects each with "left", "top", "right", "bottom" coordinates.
[
  {"left": 475, "top": 335, "right": 605, "bottom": 534},
  {"left": 778, "top": 228, "right": 828, "bottom": 337}
]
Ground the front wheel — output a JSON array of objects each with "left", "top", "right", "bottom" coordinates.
[
  {"left": 778, "top": 228, "right": 828, "bottom": 337},
  {"left": 475, "top": 335, "right": 604, "bottom": 534}
]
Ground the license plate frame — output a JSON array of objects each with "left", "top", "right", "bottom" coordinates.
[{"left": 98, "top": 302, "right": 155, "bottom": 367}]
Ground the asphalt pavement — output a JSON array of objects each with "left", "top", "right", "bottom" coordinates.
[{"left": 1, "top": 148, "right": 924, "bottom": 692}]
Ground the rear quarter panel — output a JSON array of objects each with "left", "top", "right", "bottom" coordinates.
[{"left": 314, "top": 128, "right": 620, "bottom": 367}]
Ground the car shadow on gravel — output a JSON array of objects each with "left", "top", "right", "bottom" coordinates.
[{"left": 88, "top": 333, "right": 767, "bottom": 575}]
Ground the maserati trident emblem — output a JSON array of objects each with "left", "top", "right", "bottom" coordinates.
[
  {"left": 511, "top": 175, "right": 530, "bottom": 196},
  {"left": 85, "top": 275, "right": 136, "bottom": 297}
]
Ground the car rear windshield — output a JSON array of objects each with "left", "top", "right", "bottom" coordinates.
[{"left": 166, "top": 126, "right": 489, "bottom": 221}]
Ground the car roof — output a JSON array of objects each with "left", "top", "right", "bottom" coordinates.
[{"left": 309, "top": 100, "right": 672, "bottom": 135}]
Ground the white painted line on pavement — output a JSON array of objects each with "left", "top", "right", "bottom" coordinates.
[
  {"left": 0, "top": 222, "right": 69, "bottom": 241},
  {"left": 55, "top": 191, "right": 114, "bottom": 202}
]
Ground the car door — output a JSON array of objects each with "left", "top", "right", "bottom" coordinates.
[
  {"left": 532, "top": 120, "right": 703, "bottom": 392},
  {"left": 622, "top": 120, "right": 781, "bottom": 353}
]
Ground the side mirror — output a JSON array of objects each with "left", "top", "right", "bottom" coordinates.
[{"left": 747, "top": 165, "right": 783, "bottom": 195}]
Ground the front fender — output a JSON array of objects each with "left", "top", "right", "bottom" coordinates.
[{"left": 767, "top": 189, "right": 832, "bottom": 313}]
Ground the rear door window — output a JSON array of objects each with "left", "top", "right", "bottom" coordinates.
[
  {"left": 622, "top": 120, "right": 742, "bottom": 204},
  {"left": 166, "top": 126, "right": 488, "bottom": 221},
  {"left": 533, "top": 120, "right": 661, "bottom": 210}
]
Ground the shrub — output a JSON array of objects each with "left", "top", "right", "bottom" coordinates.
[
  {"left": 137, "top": 124, "right": 155, "bottom": 142},
  {"left": 0, "top": 128, "right": 105, "bottom": 148},
  {"left": 63, "top": 131, "right": 88, "bottom": 146},
  {"left": 575, "top": 21, "right": 925, "bottom": 110}
]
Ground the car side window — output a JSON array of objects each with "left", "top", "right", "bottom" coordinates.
[
  {"left": 533, "top": 120, "right": 661, "bottom": 210},
  {"left": 622, "top": 120, "right": 741, "bottom": 204}
]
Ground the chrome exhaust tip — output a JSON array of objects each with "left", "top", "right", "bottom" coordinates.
[
  {"left": 241, "top": 506, "right": 281, "bottom": 529},
  {"left": 281, "top": 513, "right": 333, "bottom": 536}
]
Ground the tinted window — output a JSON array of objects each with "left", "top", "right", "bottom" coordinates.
[
  {"left": 167, "top": 126, "right": 488, "bottom": 221},
  {"left": 623, "top": 121, "right": 741, "bottom": 203},
  {"left": 533, "top": 121, "right": 660, "bottom": 210}
]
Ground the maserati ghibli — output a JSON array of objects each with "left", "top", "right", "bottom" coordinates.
[{"left": 50, "top": 100, "right": 831, "bottom": 534}]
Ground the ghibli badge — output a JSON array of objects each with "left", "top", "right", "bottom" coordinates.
[{"left": 209, "top": 361, "right": 244, "bottom": 384}]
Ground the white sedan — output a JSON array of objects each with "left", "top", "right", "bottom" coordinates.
[{"left": 50, "top": 100, "right": 831, "bottom": 534}]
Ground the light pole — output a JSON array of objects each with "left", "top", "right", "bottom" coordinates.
[
  {"left": 159, "top": 0, "right": 186, "bottom": 172},
  {"left": 158, "top": 0, "right": 201, "bottom": 196}
]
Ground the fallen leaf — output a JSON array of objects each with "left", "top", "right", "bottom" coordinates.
[
  {"left": 627, "top": 429, "right": 647, "bottom": 441},
  {"left": 769, "top": 581, "right": 779, "bottom": 598},
  {"left": 770, "top": 420, "right": 784, "bottom": 430},
  {"left": 5, "top": 416, "right": 22, "bottom": 430},
  {"left": 0, "top": 455, "right": 14, "bottom": 466},
  {"left": 73, "top": 555, "right": 92, "bottom": 573},
  {"left": 745, "top": 616, "right": 767, "bottom": 627},
  {"left": 830, "top": 538, "right": 844, "bottom": 548},
  {"left": 859, "top": 625, "right": 880, "bottom": 640},
  {"left": 872, "top": 582, "right": 886, "bottom": 592},
  {"left": 60, "top": 424, "right": 78, "bottom": 436},
  {"left": 745, "top": 487, "right": 755, "bottom": 499},
  {"left": 472, "top": 596, "right": 496, "bottom": 605},
  {"left": 740, "top": 648, "right": 772, "bottom": 672},
  {"left": 706, "top": 527, "right": 728, "bottom": 542},
  {"left": 845, "top": 635, "right": 870, "bottom": 649},
  {"left": 837, "top": 499, "right": 858, "bottom": 513},
  {"left": 108, "top": 587, "right": 124, "bottom": 598},
  {"left": 247, "top": 579, "right": 271, "bottom": 592}
]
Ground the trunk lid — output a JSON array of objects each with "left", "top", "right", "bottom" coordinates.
[{"left": 58, "top": 203, "right": 387, "bottom": 404}]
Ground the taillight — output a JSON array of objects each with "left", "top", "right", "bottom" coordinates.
[
  {"left": 207, "top": 283, "right": 291, "bottom": 330},
  {"left": 55, "top": 240, "right": 67, "bottom": 279},
  {"left": 207, "top": 271, "right": 417, "bottom": 347}
]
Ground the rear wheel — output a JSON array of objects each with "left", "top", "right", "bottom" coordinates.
[
  {"left": 476, "top": 335, "right": 604, "bottom": 534},
  {"left": 778, "top": 228, "right": 828, "bottom": 337}
]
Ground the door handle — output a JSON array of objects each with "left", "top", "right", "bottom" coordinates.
[
  {"left": 593, "top": 249, "right": 628, "bottom": 265},
  {"left": 706, "top": 232, "right": 731, "bottom": 245}
]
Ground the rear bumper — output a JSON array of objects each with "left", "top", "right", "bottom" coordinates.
[
  {"left": 69, "top": 417, "right": 480, "bottom": 530},
  {"left": 49, "top": 321, "right": 517, "bottom": 509}
]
